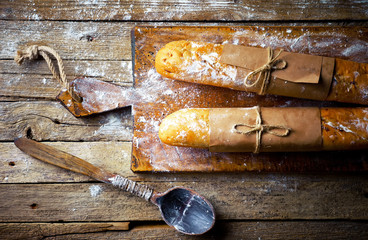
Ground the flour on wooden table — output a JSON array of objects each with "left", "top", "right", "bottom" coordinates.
[
  {"left": 94, "top": 113, "right": 131, "bottom": 139},
  {"left": 89, "top": 185, "right": 103, "bottom": 197}
]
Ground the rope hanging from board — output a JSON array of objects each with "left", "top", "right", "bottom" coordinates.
[{"left": 14, "top": 45, "right": 82, "bottom": 102}]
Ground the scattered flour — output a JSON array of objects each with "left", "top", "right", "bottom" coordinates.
[
  {"left": 89, "top": 185, "right": 103, "bottom": 197},
  {"left": 341, "top": 42, "right": 368, "bottom": 57},
  {"left": 22, "top": 157, "right": 32, "bottom": 172},
  {"left": 94, "top": 113, "right": 131, "bottom": 138}
]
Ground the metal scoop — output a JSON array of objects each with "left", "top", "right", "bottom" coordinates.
[{"left": 14, "top": 137, "right": 215, "bottom": 235}]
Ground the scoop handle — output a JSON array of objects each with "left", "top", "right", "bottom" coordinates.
[{"left": 14, "top": 138, "right": 153, "bottom": 201}]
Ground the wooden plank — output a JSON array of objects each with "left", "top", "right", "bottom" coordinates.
[
  {"left": 1, "top": 0, "right": 367, "bottom": 21},
  {"left": 0, "top": 180, "right": 367, "bottom": 222},
  {"left": 0, "top": 60, "right": 132, "bottom": 100},
  {"left": 0, "top": 101, "right": 133, "bottom": 141},
  {"left": 0, "top": 222, "right": 130, "bottom": 240},
  {"left": 0, "top": 142, "right": 133, "bottom": 183},
  {"left": 0, "top": 21, "right": 238, "bottom": 61},
  {"left": 131, "top": 26, "right": 368, "bottom": 172},
  {"left": 0, "top": 60, "right": 133, "bottom": 83},
  {"left": 2, "top": 20, "right": 367, "bottom": 61},
  {"left": 0, "top": 20, "right": 133, "bottom": 60},
  {"left": 0, "top": 73, "right": 131, "bottom": 100},
  {"left": 3, "top": 141, "right": 368, "bottom": 184},
  {"left": 1, "top": 140, "right": 241, "bottom": 183},
  {"left": 0, "top": 21, "right": 244, "bottom": 61},
  {"left": 1, "top": 221, "right": 366, "bottom": 240}
]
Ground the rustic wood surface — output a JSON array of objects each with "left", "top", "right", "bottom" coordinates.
[
  {"left": 1, "top": 1, "right": 368, "bottom": 239},
  {"left": 1, "top": 0, "right": 367, "bottom": 21}
]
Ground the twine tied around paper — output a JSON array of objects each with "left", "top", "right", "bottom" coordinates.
[
  {"left": 233, "top": 106, "right": 291, "bottom": 153},
  {"left": 14, "top": 45, "right": 82, "bottom": 102},
  {"left": 244, "top": 47, "right": 287, "bottom": 95}
]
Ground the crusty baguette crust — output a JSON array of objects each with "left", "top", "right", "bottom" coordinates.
[
  {"left": 159, "top": 108, "right": 368, "bottom": 151},
  {"left": 159, "top": 108, "right": 209, "bottom": 148},
  {"left": 325, "top": 59, "right": 368, "bottom": 105},
  {"left": 155, "top": 41, "right": 368, "bottom": 104},
  {"left": 321, "top": 108, "right": 368, "bottom": 150},
  {"left": 155, "top": 40, "right": 243, "bottom": 91}
]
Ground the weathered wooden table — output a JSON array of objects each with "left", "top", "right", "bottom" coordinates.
[{"left": 1, "top": 1, "right": 368, "bottom": 239}]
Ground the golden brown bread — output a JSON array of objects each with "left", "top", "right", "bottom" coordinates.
[
  {"left": 159, "top": 108, "right": 368, "bottom": 151},
  {"left": 155, "top": 40, "right": 368, "bottom": 105},
  {"left": 159, "top": 108, "right": 209, "bottom": 148},
  {"left": 155, "top": 41, "right": 241, "bottom": 90},
  {"left": 321, "top": 108, "right": 368, "bottom": 150}
]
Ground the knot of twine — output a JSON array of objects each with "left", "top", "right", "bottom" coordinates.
[
  {"left": 244, "top": 47, "right": 287, "bottom": 95},
  {"left": 110, "top": 175, "right": 153, "bottom": 201},
  {"left": 14, "top": 45, "right": 82, "bottom": 102},
  {"left": 233, "top": 106, "right": 291, "bottom": 153}
]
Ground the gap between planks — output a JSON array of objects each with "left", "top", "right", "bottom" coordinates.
[{"left": 0, "top": 221, "right": 367, "bottom": 240}]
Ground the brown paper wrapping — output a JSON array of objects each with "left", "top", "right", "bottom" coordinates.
[
  {"left": 209, "top": 107, "right": 322, "bottom": 152},
  {"left": 220, "top": 44, "right": 335, "bottom": 100}
]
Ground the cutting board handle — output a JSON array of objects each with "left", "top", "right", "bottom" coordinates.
[{"left": 57, "top": 77, "right": 138, "bottom": 117}]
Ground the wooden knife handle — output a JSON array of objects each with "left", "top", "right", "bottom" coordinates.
[
  {"left": 14, "top": 138, "right": 154, "bottom": 200},
  {"left": 14, "top": 137, "right": 115, "bottom": 183}
]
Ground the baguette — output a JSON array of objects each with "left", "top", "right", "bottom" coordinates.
[
  {"left": 158, "top": 108, "right": 368, "bottom": 152},
  {"left": 159, "top": 108, "right": 210, "bottom": 148},
  {"left": 155, "top": 41, "right": 368, "bottom": 105}
]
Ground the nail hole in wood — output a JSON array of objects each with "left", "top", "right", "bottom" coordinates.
[
  {"left": 30, "top": 203, "right": 38, "bottom": 209},
  {"left": 26, "top": 127, "right": 33, "bottom": 139},
  {"left": 80, "top": 35, "right": 95, "bottom": 42}
]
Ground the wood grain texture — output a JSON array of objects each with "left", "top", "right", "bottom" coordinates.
[
  {"left": 0, "top": 222, "right": 130, "bottom": 240},
  {"left": 0, "top": 101, "right": 133, "bottom": 141},
  {"left": 131, "top": 26, "right": 368, "bottom": 172},
  {"left": 0, "top": 221, "right": 367, "bottom": 240},
  {"left": 0, "top": 21, "right": 253, "bottom": 61},
  {"left": 13, "top": 138, "right": 118, "bottom": 183},
  {"left": 0, "top": 60, "right": 132, "bottom": 100},
  {"left": 3, "top": 141, "right": 368, "bottom": 184},
  {"left": 1, "top": 1, "right": 368, "bottom": 238},
  {"left": 1, "top": 59, "right": 133, "bottom": 83},
  {"left": 4, "top": 141, "right": 368, "bottom": 186},
  {"left": 0, "top": 20, "right": 133, "bottom": 60},
  {"left": 1, "top": 0, "right": 367, "bottom": 21},
  {"left": 0, "top": 180, "right": 367, "bottom": 221},
  {"left": 1, "top": 142, "right": 133, "bottom": 183},
  {"left": 2, "top": 20, "right": 367, "bottom": 61}
]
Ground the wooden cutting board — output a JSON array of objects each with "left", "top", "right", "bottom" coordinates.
[{"left": 131, "top": 26, "right": 368, "bottom": 172}]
